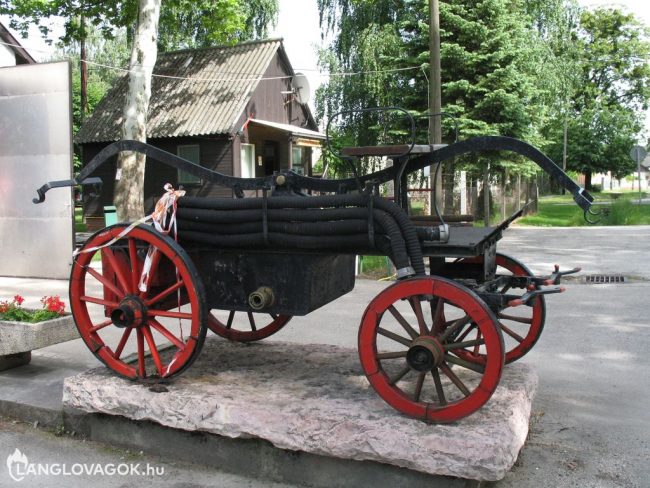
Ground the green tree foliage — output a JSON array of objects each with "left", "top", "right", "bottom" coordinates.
[
  {"left": 316, "top": 0, "right": 554, "bottom": 179},
  {"left": 0, "top": 1, "right": 278, "bottom": 50},
  {"left": 316, "top": 1, "right": 650, "bottom": 188},
  {"left": 543, "top": 8, "right": 650, "bottom": 188}
]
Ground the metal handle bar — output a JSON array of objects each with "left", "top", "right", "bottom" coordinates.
[{"left": 33, "top": 137, "right": 595, "bottom": 217}]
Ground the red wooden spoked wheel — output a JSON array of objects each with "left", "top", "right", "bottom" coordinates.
[
  {"left": 455, "top": 253, "right": 546, "bottom": 365},
  {"left": 358, "top": 277, "right": 504, "bottom": 423},
  {"left": 207, "top": 311, "right": 291, "bottom": 342},
  {"left": 70, "top": 224, "right": 206, "bottom": 380}
]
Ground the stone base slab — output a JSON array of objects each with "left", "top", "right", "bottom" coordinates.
[{"left": 63, "top": 338, "right": 538, "bottom": 482}]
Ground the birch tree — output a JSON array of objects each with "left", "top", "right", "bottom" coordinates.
[{"left": 114, "top": 0, "right": 161, "bottom": 221}]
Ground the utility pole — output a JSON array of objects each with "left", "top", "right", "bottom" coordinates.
[
  {"left": 80, "top": 15, "right": 88, "bottom": 120},
  {"left": 561, "top": 114, "right": 567, "bottom": 195},
  {"left": 429, "top": 0, "right": 443, "bottom": 215}
]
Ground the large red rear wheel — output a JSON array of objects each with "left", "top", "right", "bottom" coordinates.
[
  {"left": 70, "top": 224, "right": 206, "bottom": 380},
  {"left": 207, "top": 311, "right": 291, "bottom": 342},
  {"left": 358, "top": 277, "right": 504, "bottom": 423},
  {"left": 455, "top": 253, "right": 545, "bottom": 365}
]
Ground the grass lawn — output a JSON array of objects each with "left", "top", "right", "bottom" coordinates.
[
  {"left": 75, "top": 207, "right": 87, "bottom": 232},
  {"left": 516, "top": 192, "right": 650, "bottom": 227}
]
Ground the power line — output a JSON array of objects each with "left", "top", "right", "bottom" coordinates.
[{"left": 0, "top": 40, "right": 421, "bottom": 83}]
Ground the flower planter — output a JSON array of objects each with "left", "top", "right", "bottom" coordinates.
[{"left": 0, "top": 313, "right": 78, "bottom": 371}]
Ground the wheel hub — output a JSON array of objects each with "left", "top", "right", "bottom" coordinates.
[
  {"left": 111, "top": 296, "right": 147, "bottom": 328},
  {"left": 406, "top": 336, "right": 445, "bottom": 372}
]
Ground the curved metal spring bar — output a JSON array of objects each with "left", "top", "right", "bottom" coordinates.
[
  {"left": 33, "top": 136, "right": 595, "bottom": 218},
  {"left": 324, "top": 107, "right": 417, "bottom": 162}
]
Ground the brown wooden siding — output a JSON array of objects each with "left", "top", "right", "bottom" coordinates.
[{"left": 80, "top": 135, "right": 235, "bottom": 218}]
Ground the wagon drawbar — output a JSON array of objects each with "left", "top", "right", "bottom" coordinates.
[{"left": 35, "top": 114, "right": 593, "bottom": 423}]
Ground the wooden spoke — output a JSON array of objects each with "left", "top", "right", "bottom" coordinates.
[
  {"left": 142, "top": 325, "right": 164, "bottom": 376},
  {"left": 388, "top": 365, "right": 411, "bottom": 385},
  {"left": 102, "top": 248, "right": 132, "bottom": 295},
  {"left": 247, "top": 312, "right": 257, "bottom": 331},
  {"left": 499, "top": 322, "right": 525, "bottom": 342},
  {"left": 445, "top": 354, "right": 485, "bottom": 374},
  {"left": 439, "top": 314, "right": 471, "bottom": 341},
  {"left": 89, "top": 319, "right": 113, "bottom": 333},
  {"left": 413, "top": 372, "right": 426, "bottom": 402},
  {"left": 430, "top": 298, "right": 445, "bottom": 334},
  {"left": 358, "top": 276, "right": 504, "bottom": 422},
  {"left": 86, "top": 266, "right": 124, "bottom": 298},
  {"left": 208, "top": 310, "right": 292, "bottom": 342},
  {"left": 136, "top": 329, "right": 146, "bottom": 377},
  {"left": 473, "top": 329, "right": 482, "bottom": 355},
  {"left": 388, "top": 305, "right": 419, "bottom": 339},
  {"left": 377, "top": 327, "right": 412, "bottom": 347},
  {"left": 71, "top": 224, "right": 205, "bottom": 380},
  {"left": 455, "top": 322, "right": 477, "bottom": 343},
  {"left": 128, "top": 238, "right": 140, "bottom": 294},
  {"left": 377, "top": 351, "right": 408, "bottom": 360},
  {"left": 149, "top": 319, "right": 187, "bottom": 350},
  {"left": 226, "top": 311, "right": 235, "bottom": 329},
  {"left": 80, "top": 295, "right": 119, "bottom": 308},
  {"left": 430, "top": 368, "right": 447, "bottom": 406},
  {"left": 442, "top": 338, "right": 485, "bottom": 350},
  {"left": 498, "top": 312, "right": 532, "bottom": 324},
  {"left": 113, "top": 327, "right": 132, "bottom": 359},
  {"left": 439, "top": 363, "right": 471, "bottom": 397},
  {"left": 408, "top": 297, "right": 429, "bottom": 335},
  {"left": 145, "top": 280, "right": 184, "bottom": 307},
  {"left": 148, "top": 309, "right": 192, "bottom": 320},
  {"left": 452, "top": 253, "right": 546, "bottom": 366}
]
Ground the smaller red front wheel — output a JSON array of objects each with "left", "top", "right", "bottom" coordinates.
[
  {"left": 358, "top": 276, "right": 504, "bottom": 423},
  {"left": 207, "top": 310, "right": 291, "bottom": 342},
  {"left": 70, "top": 224, "right": 207, "bottom": 380}
]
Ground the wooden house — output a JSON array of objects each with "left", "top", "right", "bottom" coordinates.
[{"left": 75, "top": 39, "right": 324, "bottom": 227}]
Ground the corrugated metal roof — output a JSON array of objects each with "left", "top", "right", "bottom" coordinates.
[{"left": 76, "top": 39, "right": 283, "bottom": 144}]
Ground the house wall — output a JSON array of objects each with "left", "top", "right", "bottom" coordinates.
[
  {"left": 0, "top": 43, "right": 16, "bottom": 67},
  {"left": 81, "top": 135, "right": 234, "bottom": 220},
  {"left": 233, "top": 51, "right": 317, "bottom": 176}
]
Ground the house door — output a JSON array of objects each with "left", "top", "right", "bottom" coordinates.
[{"left": 263, "top": 141, "right": 279, "bottom": 176}]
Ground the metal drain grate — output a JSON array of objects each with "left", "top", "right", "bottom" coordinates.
[{"left": 583, "top": 274, "right": 626, "bottom": 284}]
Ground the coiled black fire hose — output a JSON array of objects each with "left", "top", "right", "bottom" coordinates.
[
  {"left": 176, "top": 194, "right": 426, "bottom": 276},
  {"left": 177, "top": 208, "right": 411, "bottom": 271}
]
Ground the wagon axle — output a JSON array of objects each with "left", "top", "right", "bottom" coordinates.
[
  {"left": 406, "top": 336, "right": 445, "bottom": 372},
  {"left": 110, "top": 296, "right": 147, "bottom": 329}
]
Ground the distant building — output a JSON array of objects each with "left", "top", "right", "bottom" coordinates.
[
  {"left": 0, "top": 22, "right": 36, "bottom": 66},
  {"left": 76, "top": 39, "right": 324, "bottom": 228}
]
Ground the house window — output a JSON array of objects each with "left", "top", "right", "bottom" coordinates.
[
  {"left": 292, "top": 146, "right": 308, "bottom": 175},
  {"left": 178, "top": 145, "right": 201, "bottom": 185},
  {"left": 241, "top": 143, "right": 255, "bottom": 178}
]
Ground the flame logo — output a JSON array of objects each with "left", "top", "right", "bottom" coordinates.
[{"left": 6, "top": 448, "right": 28, "bottom": 482}]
